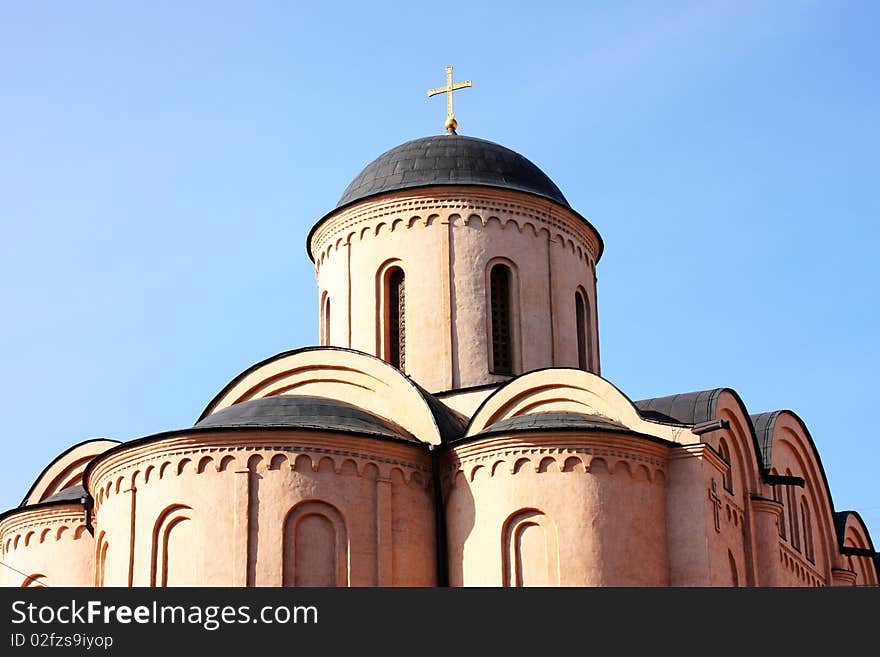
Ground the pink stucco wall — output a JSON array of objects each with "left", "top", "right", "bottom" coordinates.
[
  {"left": 0, "top": 504, "right": 94, "bottom": 587},
  {"left": 443, "top": 432, "right": 669, "bottom": 586},
  {"left": 310, "top": 186, "right": 602, "bottom": 393},
  {"left": 85, "top": 431, "right": 435, "bottom": 587}
]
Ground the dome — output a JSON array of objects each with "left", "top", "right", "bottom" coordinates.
[{"left": 336, "top": 134, "right": 570, "bottom": 209}]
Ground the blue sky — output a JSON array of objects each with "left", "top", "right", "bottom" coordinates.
[{"left": 2, "top": 2, "right": 878, "bottom": 542}]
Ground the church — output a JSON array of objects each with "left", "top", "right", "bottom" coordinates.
[{"left": 1, "top": 70, "right": 877, "bottom": 587}]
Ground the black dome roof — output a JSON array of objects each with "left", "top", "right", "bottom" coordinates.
[{"left": 336, "top": 134, "right": 570, "bottom": 209}]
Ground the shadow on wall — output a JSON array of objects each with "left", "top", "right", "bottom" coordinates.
[
  {"left": 443, "top": 462, "right": 563, "bottom": 587},
  {"left": 443, "top": 467, "right": 474, "bottom": 587},
  {"left": 247, "top": 454, "right": 262, "bottom": 588}
]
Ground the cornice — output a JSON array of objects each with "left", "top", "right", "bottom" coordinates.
[
  {"left": 446, "top": 431, "right": 669, "bottom": 468},
  {"left": 670, "top": 442, "right": 729, "bottom": 473},
  {"left": 86, "top": 430, "right": 431, "bottom": 492},
  {"left": 310, "top": 186, "right": 601, "bottom": 268},
  {"left": 750, "top": 495, "right": 784, "bottom": 517},
  {"left": 0, "top": 503, "right": 84, "bottom": 538}
]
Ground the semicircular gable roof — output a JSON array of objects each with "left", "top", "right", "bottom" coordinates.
[
  {"left": 834, "top": 510, "right": 876, "bottom": 553},
  {"left": 21, "top": 438, "right": 120, "bottom": 507},
  {"left": 749, "top": 409, "right": 836, "bottom": 511},
  {"left": 749, "top": 409, "right": 879, "bottom": 564},
  {"left": 464, "top": 368, "right": 689, "bottom": 444},
  {"left": 635, "top": 388, "right": 764, "bottom": 474},
  {"left": 198, "top": 346, "right": 466, "bottom": 445}
]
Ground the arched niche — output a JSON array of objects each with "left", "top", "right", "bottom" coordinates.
[
  {"left": 198, "top": 347, "right": 447, "bottom": 445},
  {"left": 150, "top": 504, "right": 193, "bottom": 587},
  {"left": 283, "top": 501, "right": 349, "bottom": 587},
  {"left": 501, "top": 509, "right": 559, "bottom": 587},
  {"left": 23, "top": 439, "right": 119, "bottom": 506}
]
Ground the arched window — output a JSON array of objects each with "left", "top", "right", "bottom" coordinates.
[
  {"left": 321, "top": 293, "right": 330, "bottom": 346},
  {"left": 786, "top": 469, "right": 801, "bottom": 552},
  {"left": 385, "top": 267, "right": 405, "bottom": 370},
  {"left": 728, "top": 550, "right": 739, "bottom": 587},
  {"left": 490, "top": 264, "right": 513, "bottom": 375},
  {"left": 800, "top": 497, "right": 814, "bottom": 563},
  {"left": 575, "top": 288, "right": 589, "bottom": 371},
  {"left": 718, "top": 438, "right": 733, "bottom": 494},
  {"left": 771, "top": 470, "right": 786, "bottom": 540}
]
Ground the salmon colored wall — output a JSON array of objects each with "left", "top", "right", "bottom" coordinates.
[
  {"left": 86, "top": 431, "right": 436, "bottom": 587},
  {"left": 442, "top": 432, "right": 669, "bottom": 586},
  {"left": 310, "top": 187, "right": 602, "bottom": 393},
  {"left": 0, "top": 504, "right": 93, "bottom": 587},
  {"left": 434, "top": 386, "right": 498, "bottom": 417},
  {"left": 4, "top": 408, "right": 878, "bottom": 588}
]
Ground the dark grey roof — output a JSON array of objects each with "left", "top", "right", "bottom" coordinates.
[
  {"left": 412, "top": 381, "right": 468, "bottom": 443},
  {"left": 195, "top": 395, "right": 417, "bottom": 443},
  {"left": 634, "top": 389, "right": 726, "bottom": 425},
  {"left": 19, "top": 438, "right": 119, "bottom": 508},
  {"left": 466, "top": 411, "right": 629, "bottom": 441},
  {"left": 336, "top": 134, "right": 570, "bottom": 209},
  {"left": 35, "top": 485, "right": 87, "bottom": 506},
  {"left": 751, "top": 411, "right": 781, "bottom": 471},
  {"left": 0, "top": 484, "right": 90, "bottom": 525},
  {"left": 636, "top": 388, "right": 770, "bottom": 477}
]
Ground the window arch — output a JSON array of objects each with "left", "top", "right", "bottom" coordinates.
[
  {"left": 575, "top": 287, "right": 591, "bottom": 371},
  {"left": 786, "top": 469, "right": 801, "bottom": 552},
  {"left": 728, "top": 550, "right": 739, "bottom": 587},
  {"left": 321, "top": 292, "right": 330, "bottom": 346},
  {"left": 771, "top": 470, "right": 786, "bottom": 540},
  {"left": 379, "top": 265, "right": 405, "bottom": 370},
  {"left": 489, "top": 263, "right": 514, "bottom": 375},
  {"left": 718, "top": 438, "right": 733, "bottom": 494},
  {"left": 800, "top": 496, "right": 814, "bottom": 563}
]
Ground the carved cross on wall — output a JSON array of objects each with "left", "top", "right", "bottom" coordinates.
[{"left": 709, "top": 479, "right": 723, "bottom": 533}]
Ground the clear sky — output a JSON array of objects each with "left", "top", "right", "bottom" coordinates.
[{"left": 2, "top": 2, "right": 878, "bottom": 542}]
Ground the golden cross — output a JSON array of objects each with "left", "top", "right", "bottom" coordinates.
[{"left": 427, "top": 65, "right": 472, "bottom": 134}]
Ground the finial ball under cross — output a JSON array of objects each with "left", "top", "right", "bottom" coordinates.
[{"left": 427, "top": 66, "right": 472, "bottom": 134}]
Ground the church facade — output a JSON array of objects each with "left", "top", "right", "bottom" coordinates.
[{"left": 1, "top": 131, "right": 876, "bottom": 587}]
